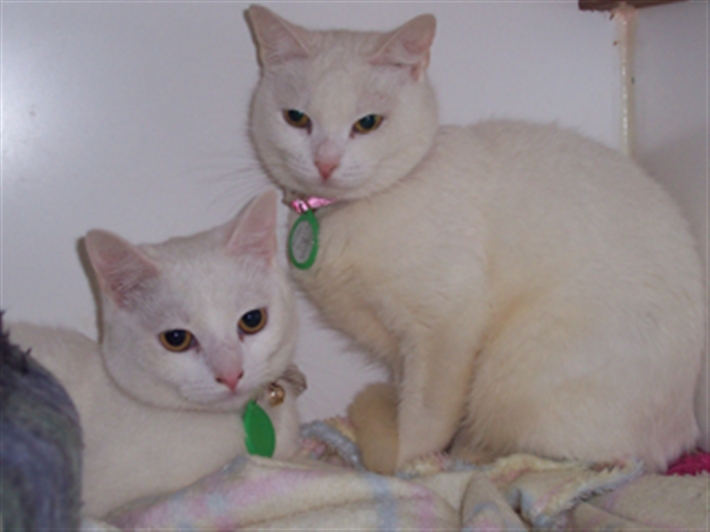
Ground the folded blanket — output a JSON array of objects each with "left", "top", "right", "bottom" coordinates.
[
  {"left": 83, "top": 417, "right": 710, "bottom": 532},
  {"left": 570, "top": 473, "right": 709, "bottom": 531}
]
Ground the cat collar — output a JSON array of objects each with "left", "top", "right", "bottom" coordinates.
[
  {"left": 284, "top": 192, "right": 335, "bottom": 270},
  {"left": 286, "top": 195, "right": 335, "bottom": 214},
  {"left": 242, "top": 382, "right": 285, "bottom": 458}
]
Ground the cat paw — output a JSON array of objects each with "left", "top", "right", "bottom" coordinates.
[
  {"left": 448, "top": 439, "right": 498, "bottom": 466},
  {"left": 348, "top": 382, "right": 399, "bottom": 475}
]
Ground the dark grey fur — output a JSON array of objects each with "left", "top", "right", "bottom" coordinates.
[{"left": 0, "top": 314, "right": 83, "bottom": 530}]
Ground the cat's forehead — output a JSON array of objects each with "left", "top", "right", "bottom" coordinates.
[
  {"left": 163, "top": 253, "right": 276, "bottom": 315},
  {"left": 310, "top": 29, "right": 385, "bottom": 63},
  {"left": 141, "top": 235, "right": 276, "bottom": 299},
  {"left": 144, "top": 227, "right": 226, "bottom": 256},
  {"left": 268, "top": 33, "right": 403, "bottom": 121}
]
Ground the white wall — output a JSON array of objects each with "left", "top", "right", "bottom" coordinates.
[
  {"left": 1, "top": 1, "right": 705, "bottom": 424},
  {"left": 633, "top": 1, "right": 708, "bottom": 448}
]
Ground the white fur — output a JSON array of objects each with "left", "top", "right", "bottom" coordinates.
[
  {"left": 8, "top": 189, "right": 303, "bottom": 516},
  {"left": 247, "top": 6, "right": 705, "bottom": 474}
]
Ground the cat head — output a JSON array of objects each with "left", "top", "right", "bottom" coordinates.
[
  {"left": 247, "top": 5, "right": 439, "bottom": 201},
  {"left": 85, "top": 189, "right": 299, "bottom": 412}
]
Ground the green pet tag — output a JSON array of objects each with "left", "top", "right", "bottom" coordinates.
[
  {"left": 242, "top": 400, "right": 276, "bottom": 458},
  {"left": 288, "top": 210, "right": 319, "bottom": 270}
]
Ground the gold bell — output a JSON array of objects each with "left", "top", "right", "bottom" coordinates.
[{"left": 268, "top": 382, "right": 286, "bottom": 407}]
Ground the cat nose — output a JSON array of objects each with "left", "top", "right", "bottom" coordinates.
[
  {"left": 216, "top": 370, "right": 244, "bottom": 392},
  {"left": 315, "top": 159, "right": 339, "bottom": 180}
]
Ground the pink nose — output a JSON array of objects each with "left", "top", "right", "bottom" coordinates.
[
  {"left": 216, "top": 370, "right": 244, "bottom": 392},
  {"left": 315, "top": 160, "right": 339, "bottom": 180}
]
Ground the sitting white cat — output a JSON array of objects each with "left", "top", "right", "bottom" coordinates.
[
  {"left": 245, "top": 6, "right": 705, "bottom": 475},
  {"left": 8, "top": 189, "right": 305, "bottom": 517}
]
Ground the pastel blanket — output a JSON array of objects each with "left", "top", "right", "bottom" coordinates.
[{"left": 84, "top": 418, "right": 708, "bottom": 531}]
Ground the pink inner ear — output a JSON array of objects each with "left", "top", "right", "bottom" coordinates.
[
  {"left": 371, "top": 14, "right": 436, "bottom": 79},
  {"left": 247, "top": 5, "right": 311, "bottom": 67},
  {"left": 85, "top": 230, "right": 159, "bottom": 309},
  {"left": 226, "top": 189, "right": 278, "bottom": 263}
]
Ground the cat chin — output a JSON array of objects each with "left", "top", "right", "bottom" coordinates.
[
  {"left": 199, "top": 397, "right": 250, "bottom": 413},
  {"left": 181, "top": 388, "right": 257, "bottom": 412},
  {"left": 162, "top": 393, "right": 250, "bottom": 413},
  {"left": 276, "top": 174, "right": 385, "bottom": 203}
]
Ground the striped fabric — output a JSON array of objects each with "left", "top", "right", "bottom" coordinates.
[{"left": 87, "top": 417, "right": 708, "bottom": 531}]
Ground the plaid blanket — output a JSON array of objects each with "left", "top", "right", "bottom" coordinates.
[{"left": 83, "top": 418, "right": 708, "bottom": 531}]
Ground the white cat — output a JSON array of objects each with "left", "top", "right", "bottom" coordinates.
[
  {"left": 246, "top": 6, "right": 705, "bottom": 474},
  {"left": 8, "top": 189, "right": 305, "bottom": 517}
]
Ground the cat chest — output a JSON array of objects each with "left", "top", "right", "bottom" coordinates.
[
  {"left": 291, "top": 209, "right": 394, "bottom": 303},
  {"left": 290, "top": 203, "right": 483, "bottom": 305},
  {"left": 288, "top": 205, "right": 482, "bottom": 363}
]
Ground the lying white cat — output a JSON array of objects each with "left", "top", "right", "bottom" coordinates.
[
  {"left": 246, "top": 6, "right": 705, "bottom": 474},
  {"left": 8, "top": 189, "right": 305, "bottom": 516}
]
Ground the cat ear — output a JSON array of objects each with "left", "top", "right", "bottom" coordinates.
[
  {"left": 225, "top": 188, "right": 279, "bottom": 264},
  {"left": 246, "top": 5, "right": 311, "bottom": 67},
  {"left": 85, "top": 230, "right": 160, "bottom": 309},
  {"left": 370, "top": 14, "right": 437, "bottom": 81}
]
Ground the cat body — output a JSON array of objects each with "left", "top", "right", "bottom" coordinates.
[
  {"left": 246, "top": 7, "right": 705, "bottom": 474},
  {"left": 8, "top": 190, "right": 305, "bottom": 516}
]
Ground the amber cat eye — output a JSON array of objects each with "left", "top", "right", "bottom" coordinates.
[
  {"left": 239, "top": 308, "right": 268, "bottom": 335},
  {"left": 283, "top": 109, "right": 312, "bottom": 131},
  {"left": 352, "top": 114, "right": 384, "bottom": 134},
  {"left": 159, "top": 329, "right": 195, "bottom": 352}
]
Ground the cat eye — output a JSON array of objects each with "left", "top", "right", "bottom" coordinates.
[
  {"left": 352, "top": 114, "right": 384, "bottom": 135},
  {"left": 238, "top": 308, "right": 267, "bottom": 335},
  {"left": 283, "top": 109, "right": 312, "bottom": 131},
  {"left": 159, "top": 329, "right": 195, "bottom": 352}
]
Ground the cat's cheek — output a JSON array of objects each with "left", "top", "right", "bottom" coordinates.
[
  {"left": 234, "top": 371, "right": 264, "bottom": 400},
  {"left": 273, "top": 125, "right": 336, "bottom": 187},
  {"left": 272, "top": 141, "right": 317, "bottom": 191}
]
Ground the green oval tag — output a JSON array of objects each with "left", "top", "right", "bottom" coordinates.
[
  {"left": 242, "top": 400, "right": 276, "bottom": 458},
  {"left": 288, "top": 210, "right": 319, "bottom": 270}
]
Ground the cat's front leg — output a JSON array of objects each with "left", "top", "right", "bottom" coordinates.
[
  {"left": 396, "top": 334, "right": 478, "bottom": 469},
  {"left": 350, "top": 322, "right": 483, "bottom": 473}
]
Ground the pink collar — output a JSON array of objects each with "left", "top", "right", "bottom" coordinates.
[{"left": 284, "top": 193, "right": 335, "bottom": 215}]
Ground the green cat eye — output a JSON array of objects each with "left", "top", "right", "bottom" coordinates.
[
  {"left": 352, "top": 114, "right": 384, "bottom": 134},
  {"left": 239, "top": 308, "right": 267, "bottom": 335},
  {"left": 283, "top": 109, "right": 311, "bottom": 131},
  {"left": 159, "top": 329, "right": 195, "bottom": 352}
]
